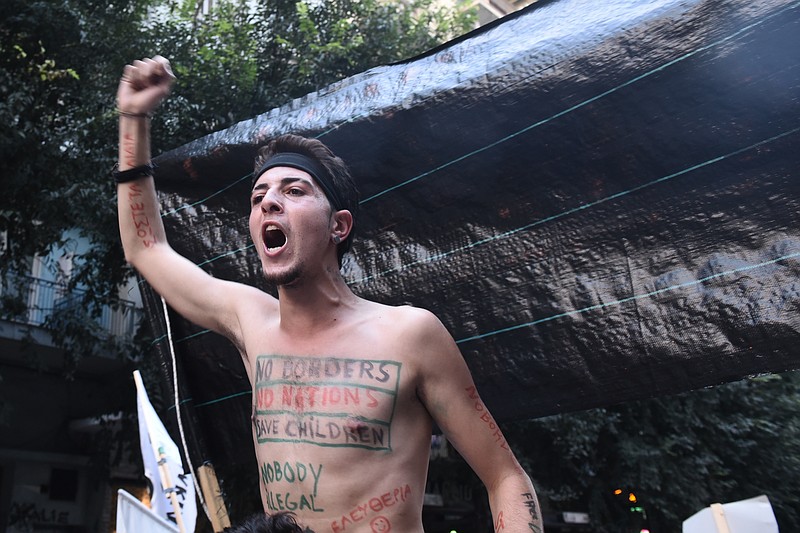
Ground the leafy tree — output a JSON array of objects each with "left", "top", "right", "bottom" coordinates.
[
  {"left": 1, "top": 0, "right": 159, "bottom": 378},
  {"left": 147, "top": 0, "right": 475, "bottom": 145},
  {"left": 249, "top": 0, "right": 475, "bottom": 112},
  {"left": 505, "top": 371, "right": 800, "bottom": 532},
  {"left": 0, "top": 0, "right": 475, "bottom": 371}
]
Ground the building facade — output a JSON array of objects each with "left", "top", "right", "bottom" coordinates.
[{"left": 1, "top": 232, "right": 145, "bottom": 532}]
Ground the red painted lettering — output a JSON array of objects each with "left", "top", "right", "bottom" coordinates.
[
  {"left": 468, "top": 387, "right": 510, "bottom": 451},
  {"left": 122, "top": 132, "right": 136, "bottom": 167},
  {"left": 368, "top": 497, "right": 383, "bottom": 513},
  {"left": 370, "top": 516, "right": 392, "bottom": 532},
  {"left": 332, "top": 484, "right": 410, "bottom": 531},
  {"left": 257, "top": 388, "right": 274, "bottom": 409},
  {"left": 366, "top": 389, "right": 378, "bottom": 408}
]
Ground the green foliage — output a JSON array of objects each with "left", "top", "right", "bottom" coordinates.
[
  {"left": 505, "top": 371, "right": 800, "bottom": 531},
  {"left": 149, "top": 0, "right": 261, "bottom": 144},
  {"left": 250, "top": 0, "right": 476, "bottom": 114},
  {"left": 0, "top": 0, "right": 475, "bottom": 371},
  {"left": 1, "top": 0, "right": 158, "bottom": 292}
]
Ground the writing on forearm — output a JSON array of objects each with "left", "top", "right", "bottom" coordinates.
[
  {"left": 128, "top": 183, "right": 157, "bottom": 248},
  {"left": 522, "top": 492, "right": 543, "bottom": 533},
  {"left": 465, "top": 386, "right": 509, "bottom": 451},
  {"left": 122, "top": 131, "right": 137, "bottom": 168}
]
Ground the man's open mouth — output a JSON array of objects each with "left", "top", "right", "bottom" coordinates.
[{"left": 263, "top": 225, "right": 287, "bottom": 252}]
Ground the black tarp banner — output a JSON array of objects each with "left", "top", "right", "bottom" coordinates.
[{"left": 141, "top": 0, "right": 800, "bottom": 472}]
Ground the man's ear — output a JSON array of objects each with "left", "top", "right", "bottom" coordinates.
[{"left": 331, "top": 209, "right": 354, "bottom": 243}]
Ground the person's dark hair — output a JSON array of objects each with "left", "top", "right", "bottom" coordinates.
[
  {"left": 254, "top": 134, "right": 360, "bottom": 267},
  {"left": 223, "top": 511, "right": 303, "bottom": 533}
]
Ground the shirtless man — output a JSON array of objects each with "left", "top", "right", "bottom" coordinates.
[{"left": 117, "top": 56, "right": 542, "bottom": 533}]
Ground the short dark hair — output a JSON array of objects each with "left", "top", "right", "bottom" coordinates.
[
  {"left": 224, "top": 511, "right": 303, "bottom": 533},
  {"left": 254, "top": 134, "right": 360, "bottom": 267}
]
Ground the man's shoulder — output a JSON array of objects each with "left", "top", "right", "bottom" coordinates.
[
  {"left": 229, "top": 280, "right": 279, "bottom": 303},
  {"left": 362, "top": 299, "right": 437, "bottom": 322},
  {"left": 359, "top": 299, "right": 448, "bottom": 341},
  {"left": 226, "top": 280, "right": 279, "bottom": 319}
]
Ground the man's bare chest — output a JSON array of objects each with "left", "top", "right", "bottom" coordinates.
[{"left": 251, "top": 353, "right": 403, "bottom": 451}]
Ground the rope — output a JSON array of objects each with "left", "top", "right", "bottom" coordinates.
[{"left": 161, "top": 295, "right": 211, "bottom": 521}]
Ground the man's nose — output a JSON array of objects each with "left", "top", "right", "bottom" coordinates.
[{"left": 260, "top": 191, "right": 282, "bottom": 213}]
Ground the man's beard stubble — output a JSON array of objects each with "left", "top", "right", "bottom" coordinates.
[{"left": 263, "top": 263, "right": 304, "bottom": 287}]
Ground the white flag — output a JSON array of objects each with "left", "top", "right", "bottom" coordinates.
[
  {"left": 135, "top": 370, "right": 197, "bottom": 531},
  {"left": 116, "top": 489, "right": 179, "bottom": 533},
  {"left": 683, "top": 495, "right": 779, "bottom": 533}
]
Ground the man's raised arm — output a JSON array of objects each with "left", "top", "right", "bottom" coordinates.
[
  {"left": 116, "top": 56, "right": 174, "bottom": 262},
  {"left": 115, "top": 56, "right": 254, "bottom": 344}
]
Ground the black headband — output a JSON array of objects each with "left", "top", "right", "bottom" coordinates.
[{"left": 253, "top": 152, "right": 345, "bottom": 211}]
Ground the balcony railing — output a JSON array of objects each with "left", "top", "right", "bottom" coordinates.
[{"left": 1, "top": 274, "right": 141, "bottom": 339}]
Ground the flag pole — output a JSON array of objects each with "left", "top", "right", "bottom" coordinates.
[
  {"left": 134, "top": 370, "right": 189, "bottom": 533},
  {"left": 197, "top": 464, "right": 231, "bottom": 532},
  {"left": 158, "top": 446, "right": 188, "bottom": 533}
]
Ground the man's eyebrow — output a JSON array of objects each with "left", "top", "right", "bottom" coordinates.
[{"left": 251, "top": 175, "right": 313, "bottom": 193}]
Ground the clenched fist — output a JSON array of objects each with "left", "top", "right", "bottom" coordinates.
[{"left": 117, "top": 55, "right": 176, "bottom": 116}]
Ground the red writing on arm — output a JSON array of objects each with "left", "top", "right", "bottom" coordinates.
[
  {"left": 465, "top": 386, "right": 510, "bottom": 451},
  {"left": 128, "top": 184, "right": 157, "bottom": 248},
  {"left": 122, "top": 132, "right": 137, "bottom": 168}
]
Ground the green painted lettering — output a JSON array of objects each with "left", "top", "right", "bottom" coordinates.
[{"left": 310, "top": 463, "right": 323, "bottom": 496}]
